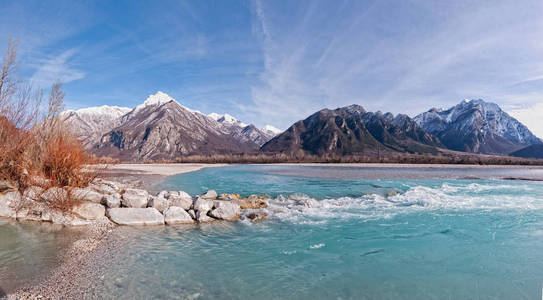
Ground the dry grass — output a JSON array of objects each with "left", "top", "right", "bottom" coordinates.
[{"left": 0, "top": 38, "right": 95, "bottom": 211}]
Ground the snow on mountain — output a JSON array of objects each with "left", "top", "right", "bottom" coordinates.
[
  {"left": 414, "top": 99, "right": 541, "bottom": 154},
  {"left": 64, "top": 91, "right": 284, "bottom": 158},
  {"left": 208, "top": 113, "right": 248, "bottom": 127},
  {"left": 207, "top": 112, "right": 278, "bottom": 146},
  {"left": 97, "top": 96, "right": 259, "bottom": 160},
  {"left": 125, "top": 91, "right": 202, "bottom": 122},
  {"left": 62, "top": 105, "right": 131, "bottom": 149},
  {"left": 262, "top": 125, "right": 282, "bottom": 136}
]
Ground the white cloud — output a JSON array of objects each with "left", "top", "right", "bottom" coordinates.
[
  {"left": 508, "top": 103, "right": 543, "bottom": 139},
  {"left": 245, "top": 1, "right": 543, "bottom": 128},
  {"left": 30, "top": 48, "right": 85, "bottom": 87}
]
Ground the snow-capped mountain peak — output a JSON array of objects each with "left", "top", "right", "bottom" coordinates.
[
  {"left": 133, "top": 91, "right": 202, "bottom": 115},
  {"left": 208, "top": 112, "right": 248, "bottom": 127},
  {"left": 262, "top": 125, "right": 282, "bottom": 136},
  {"left": 62, "top": 105, "right": 132, "bottom": 149},
  {"left": 414, "top": 98, "right": 541, "bottom": 154}
]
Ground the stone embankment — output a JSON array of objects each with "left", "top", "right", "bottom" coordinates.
[{"left": 0, "top": 180, "right": 269, "bottom": 226}]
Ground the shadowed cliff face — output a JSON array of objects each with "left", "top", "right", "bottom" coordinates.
[
  {"left": 96, "top": 100, "right": 260, "bottom": 161},
  {"left": 261, "top": 105, "right": 442, "bottom": 156},
  {"left": 510, "top": 144, "right": 543, "bottom": 159},
  {"left": 415, "top": 99, "right": 542, "bottom": 154}
]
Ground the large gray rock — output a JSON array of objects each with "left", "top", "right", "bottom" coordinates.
[
  {"left": 41, "top": 187, "right": 68, "bottom": 203},
  {"left": 89, "top": 181, "right": 120, "bottom": 195},
  {"left": 102, "top": 193, "right": 121, "bottom": 208},
  {"left": 72, "top": 202, "right": 106, "bottom": 220},
  {"left": 163, "top": 206, "right": 194, "bottom": 225},
  {"left": 121, "top": 189, "right": 149, "bottom": 208},
  {"left": 210, "top": 201, "right": 240, "bottom": 221},
  {"left": 193, "top": 198, "right": 214, "bottom": 212},
  {"left": 107, "top": 208, "right": 164, "bottom": 225},
  {"left": 148, "top": 195, "right": 170, "bottom": 213},
  {"left": 51, "top": 211, "right": 91, "bottom": 226},
  {"left": 23, "top": 186, "right": 44, "bottom": 201},
  {"left": 200, "top": 190, "right": 218, "bottom": 200},
  {"left": 71, "top": 187, "right": 104, "bottom": 204},
  {"left": 196, "top": 210, "right": 214, "bottom": 223},
  {"left": 16, "top": 202, "right": 49, "bottom": 222},
  {"left": 168, "top": 191, "right": 192, "bottom": 210},
  {"left": 0, "top": 191, "right": 20, "bottom": 218}
]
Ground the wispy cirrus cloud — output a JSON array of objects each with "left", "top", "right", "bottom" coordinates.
[
  {"left": 30, "top": 48, "right": 85, "bottom": 88},
  {"left": 246, "top": 0, "right": 543, "bottom": 129}
]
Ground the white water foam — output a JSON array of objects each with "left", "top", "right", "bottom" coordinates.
[
  {"left": 259, "top": 182, "right": 543, "bottom": 224},
  {"left": 309, "top": 243, "right": 325, "bottom": 249}
]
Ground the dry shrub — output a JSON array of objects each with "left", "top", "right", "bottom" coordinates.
[
  {"left": 42, "top": 135, "right": 96, "bottom": 188},
  {"left": 0, "top": 38, "right": 96, "bottom": 211}
]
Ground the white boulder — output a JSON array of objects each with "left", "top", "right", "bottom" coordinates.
[
  {"left": 163, "top": 207, "right": 194, "bottom": 225},
  {"left": 168, "top": 191, "right": 193, "bottom": 210},
  {"left": 23, "top": 186, "right": 44, "bottom": 201},
  {"left": 72, "top": 202, "right": 106, "bottom": 220},
  {"left": 148, "top": 195, "right": 170, "bottom": 213},
  {"left": 102, "top": 193, "right": 121, "bottom": 208},
  {"left": 0, "top": 191, "right": 19, "bottom": 218},
  {"left": 209, "top": 201, "right": 240, "bottom": 221},
  {"left": 89, "top": 182, "right": 119, "bottom": 195},
  {"left": 41, "top": 187, "right": 68, "bottom": 203},
  {"left": 196, "top": 210, "right": 214, "bottom": 223},
  {"left": 193, "top": 198, "right": 214, "bottom": 212},
  {"left": 200, "top": 190, "right": 218, "bottom": 200},
  {"left": 121, "top": 189, "right": 149, "bottom": 208},
  {"left": 71, "top": 188, "right": 104, "bottom": 204}
]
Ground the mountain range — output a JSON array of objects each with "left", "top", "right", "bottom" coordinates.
[
  {"left": 63, "top": 92, "right": 281, "bottom": 161},
  {"left": 63, "top": 93, "right": 543, "bottom": 161},
  {"left": 261, "top": 105, "right": 442, "bottom": 156}
]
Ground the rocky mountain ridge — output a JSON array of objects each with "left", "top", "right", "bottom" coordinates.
[
  {"left": 65, "top": 92, "right": 281, "bottom": 160},
  {"left": 414, "top": 99, "right": 541, "bottom": 154},
  {"left": 262, "top": 104, "right": 442, "bottom": 156}
]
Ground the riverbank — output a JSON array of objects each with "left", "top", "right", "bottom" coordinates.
[{"left": 98, "top": 163, "right": 227, "bottom": 192}]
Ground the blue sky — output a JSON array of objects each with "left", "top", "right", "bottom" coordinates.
[{"left": 2, "top": 0, "right": 543, "bottom": 135}]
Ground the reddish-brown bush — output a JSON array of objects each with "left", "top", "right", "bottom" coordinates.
[{"left": 0, "top": 39, "right": 96, "bottom": 211}]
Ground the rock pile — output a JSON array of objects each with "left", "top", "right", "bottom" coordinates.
[{"left": 0, "top": 180, "right": 269, "bottom": 226}]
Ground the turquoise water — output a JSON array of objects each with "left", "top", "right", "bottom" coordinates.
[{"left": 91, "top": 165, "right": 543, "bottom": 299}]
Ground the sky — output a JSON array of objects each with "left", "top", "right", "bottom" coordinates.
[{"left": 1, "top": 0, "right": 543, "bottom": 135}]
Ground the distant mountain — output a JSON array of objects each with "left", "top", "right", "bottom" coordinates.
[
  {"left": 510, "top": 144, "right": 543, "bottom": 159},
  {"left": 261, "top": 105, "right": 442, "bottom": 156},
  {"left": 262, "top": 125, "right": 282, "bottom": 136},
  {"left": 414, "top": 99, "right": 541, "bottom": 154},
  {"left": 208, "top": 113, "right": 275, "bottom": 146},
  {"left": 96, "top": 92, "right": 260, "bottom": 161},
  {"left": 62, "top": 105, "right": 131, "bottom": 149}
]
